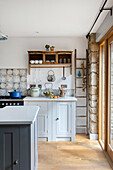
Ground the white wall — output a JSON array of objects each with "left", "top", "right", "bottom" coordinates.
[{"left": 0, "top": 37, "right": 88, "bottom": 89}]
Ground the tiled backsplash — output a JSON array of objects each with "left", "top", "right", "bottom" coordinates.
[
  {"left": 0, "top": 69, "right": 27, "bottom": 96},
  {"left": 0, "top": 68, "right": 74, "bottom": 97}
]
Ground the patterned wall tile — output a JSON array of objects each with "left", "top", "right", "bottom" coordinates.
[
  {"left": 0, "top": 69, "right": 27, "bottom": 96},
  {"left": 7, "top": 69, "right": 13, "bottom": 75},
  {"left": 7, "top": 75, "right": 13, "bottom": 82},
  {"left": 0, "top": 83, "right": 6, "bottom": 89},
  {"left": 0, "top": 89, "right": 6, "bottom": 96},
  {"left": 0, "top": 76, "right": 6, "bottom": 82},
  {"left": 0, "top": 69, "right": 6, "bottom": 75}
]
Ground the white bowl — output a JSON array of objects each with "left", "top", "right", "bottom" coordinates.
[
  {"left": 35, "top": 60, "right": 39, "bottom": 64},
  {"left": 30, "top": 60, "right": 35, "bottom": 64},
  {"left": 51, "top": 60, "right": 55, "bottom": 62},
  {"left": 39, "top": 60, "right": 43, "bottom": 64}
]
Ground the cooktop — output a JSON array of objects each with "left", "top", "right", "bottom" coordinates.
[{"left": 0, "top": 96, "right": 26, "bottom": 99}]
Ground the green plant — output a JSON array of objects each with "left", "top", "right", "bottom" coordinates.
[
  {"left": 45, "top": 44, "right": 50, "bottom": 49},
  {"left": 50, "top": 46, "right": 55, "bottom": 48}
]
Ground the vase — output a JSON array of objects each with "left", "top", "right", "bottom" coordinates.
[
  {"left": 50, "top": 47, "right": 54, "bottom": 51},
  {"left": 77, "top": 71, "right": 82, "bottom": 77}
]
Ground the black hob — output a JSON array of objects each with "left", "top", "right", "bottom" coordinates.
[
  {"left": 0, "top": 96, "right": 26, "bottom": 108},
  {"left": 0, "top": 96, "right": 25, "bottom": 99}
]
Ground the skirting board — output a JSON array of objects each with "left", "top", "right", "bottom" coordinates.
[{"left": 89, "top": 133, "right": 98, "bottom": 140}]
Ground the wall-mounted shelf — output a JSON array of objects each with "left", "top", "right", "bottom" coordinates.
[{"left": 28, "top": 51, "right": 73, "bottom": 74}]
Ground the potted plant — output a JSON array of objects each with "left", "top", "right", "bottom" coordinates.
[
  {"left": 50, "top": 46, "right": 55, "bottom": 51},
  {"left": 45, "top": 44, "right": 50, "bottom": 51}
]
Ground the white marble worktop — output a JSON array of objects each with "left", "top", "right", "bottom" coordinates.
[
  {"left": 24, "top": 96, "right": 77, "bottom": 102},
  {"left": 0, "top": 106, "right": 39, "bottom": 124}
]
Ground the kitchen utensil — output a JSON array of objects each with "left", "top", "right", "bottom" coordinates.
[
  {"left": 30, "top": 87, "right": 40, "bottom": 97},
  {"left": 47, "top": 70, "right": 55, "bottom": 82},
  {"left": 8, "top": 90, "right": 22, "bottom": 98},
  {"left": 61, "top": 67, "right": 66, "bottom": 80},
  {"left": 59, "top": 87, "right": 65, "bottom": 97}
]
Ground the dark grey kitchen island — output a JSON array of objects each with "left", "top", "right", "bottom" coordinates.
[{"left": 0, "top": 106, "right": 39, "bottom": 170}]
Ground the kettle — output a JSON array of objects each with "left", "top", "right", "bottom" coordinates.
[
  {"left": 47, "top": 70, "right": 55, "bottom": 82},
  {"left": 30, "top": 87, "right": 40, "bottom": 97}
]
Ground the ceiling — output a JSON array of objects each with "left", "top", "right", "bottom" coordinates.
[{"left": 0, "top": 0, "right": 112, "bottom": 37}]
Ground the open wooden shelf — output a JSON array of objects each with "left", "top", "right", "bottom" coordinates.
[{"left": 28, "top": 51, "right": 73, "bottom": 74}]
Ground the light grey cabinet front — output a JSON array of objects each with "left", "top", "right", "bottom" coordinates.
[
  {"left": 53, "top": 102, "right": 75, "bottom": 141},
  {"left": 0, "top": 125, "right": 30, "bottom": 170},
  {"left": 24, "top": 102, "right": 51, "bottom": 141},
  {"left": 24, "top": 101, "right": 76, "bottom": 141}
]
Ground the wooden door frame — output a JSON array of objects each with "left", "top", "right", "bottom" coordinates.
[
  {"left": 99, "top": 40, "right": 108, "bottom": 150},
  {"left": 107, "top": 35, "right": 113, "bottom": 161},
  {"left": 99, "top": 26, "right": 113, "bottom": 165}
]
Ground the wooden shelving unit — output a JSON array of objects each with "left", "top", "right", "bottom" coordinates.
[{"left": 28, "top": 51, "right": 73, "bottom": 74}]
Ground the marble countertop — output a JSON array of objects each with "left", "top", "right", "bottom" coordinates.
[
  {"left": 24, "top": 96, "right": 77, "bottom": 102},
  {"left": 0, "top": 106, "right": 39, "bottom": 125}
]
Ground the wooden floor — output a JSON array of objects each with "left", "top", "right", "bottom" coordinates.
[{"left": 38, "top": 134, "right": 112, "bottom": 170}]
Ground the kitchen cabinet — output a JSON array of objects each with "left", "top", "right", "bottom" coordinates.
[
  {"left": 0, "top": 106, "right": 39, "bottom": 170},
  {"left": 0, "top": 125, "right": 30, "bottom": 170},
  {"left": 53, "top": 102, "right": 75, "bottom": 141},
  {"left": 24, "top": 99, "right": 76, "bottom": 141}
]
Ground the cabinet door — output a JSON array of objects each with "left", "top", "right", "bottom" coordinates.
[
  {"left": 53, "top": 102, "right": 75, "bottom": 141},
  {"left": 24, "top": 101, "right": 51, "bottom": 141},
  {"left": 38, "top": 114, "right": 48, "bottom": 136},
  {"left": 38, "top": 102, "right": 52, "bottom": 141},
  {"left": 0, "top": 126, "right": 19, "bottom": 170}
]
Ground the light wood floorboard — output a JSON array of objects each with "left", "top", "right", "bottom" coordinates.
[{"left": 38, "top": 134, "right": 112, "bottom": 170}]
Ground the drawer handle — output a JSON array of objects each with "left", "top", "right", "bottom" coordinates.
[
  {"left": 56, "top": 118, "right": 59, "bottom": 121},
  {"left": 14, "top": 160, "right": 18, "bottom": 165}
]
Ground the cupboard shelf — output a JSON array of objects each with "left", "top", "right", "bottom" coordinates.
[{"left": 28, "top": 51, "right": 73, "bottom": 74}]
